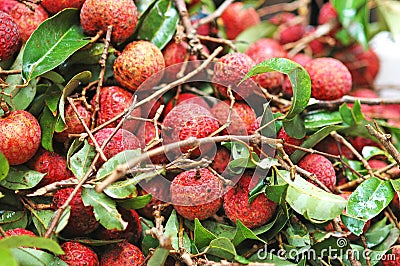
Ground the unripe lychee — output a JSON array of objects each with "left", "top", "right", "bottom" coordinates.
[
  {"left": 220, "top": 2, "right": 260, "bottom": 40},
  {"left": 59, "top": 242, "right": 99, "bottom": 266},
  {"left": 0, "top": 11, "right": 21, "bottom": 61},
  {"left": 80, "top": 0, "right": 138, "bottom": 43},
  {"left": 113, "top": 40, "right": 165, "bottom": 92},
  {"left": 305, "top": 57, "right": 352, "bottom": 100},
  {"left": 164, "top": 93, "right": 209, "bottom": 118},
  {"left": 100, "top": 241, "right": 145, "bottom": 266},
  {"left": 212, "top": 52, "right": 256, "bottom": 100},
  {"left": 298, "top": 154, "right": 336, "bottom": 191},
  {"left": 0, "top": 110, "right": 41, "bottom": 165},
  {"left": 223, "top": 172, "right": 277, "bottom": 228},
  {"left": 41, "top": 0, "right": 85, "bottom": 14},
  {"left": 170, "top": 168, "right": 223, "bottom": 220}
]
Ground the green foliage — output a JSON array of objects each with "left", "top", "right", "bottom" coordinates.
[
  {"left": 69, "top": 140, "right": 96, "bottom": 180},
  {"left": 0, "top": 166, "right": 45, "bottom": 190},
  {"left": 0, "top": 152, "right": 9, "bottom": 182}
]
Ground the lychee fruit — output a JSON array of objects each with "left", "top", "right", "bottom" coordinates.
[
  {"left": 0, "top": 0, "right": 18, "bottom": 14},
  {"left": 9, "top": 2, "right": 48, "bottom": 42},
  {"left": 94, "top": 208, "right": 142, "bottom": 245},
  {"left": 318, "top": 2, "right": 338, "bottom": 25},
  {"left": 0, "top": 10, "right": 20, "bottom": 61},
  {"left": 348, "top": 88, "right": 380, "bottom": 120},
  {"left": 269, "top": 12, "right": 306, "bottom": 45},
  {"left": 41, "top": 0, "right": 86, "bottom": 14},
  {"left": 0, "top": 228, "right": 36, "bottom": 239},
  {"left": 381, "top": 245, "right": 400, "bottom": 266},
  {"left": 27, "top": 148, "right": 73, "bottom": 186},
  {"left": 210, "top": 145, "right": 231, "bottom": 174},
  {"left": 100, "top": 241, "right": 145, "bottom": 266},
  {"left": 348, "top": 136, "right": 379, "bottom": 153},
  {"left": 315, "top": 136, "right": 354, "bottom": 159},
  {"left": 170, "top": 168, "right": 223, "bottom": 220},
  {"left": 220, "top": 2, "right": 260, "bottom": 40},
  {"left": 210, "top": 100, "right": 256, "bottom": 135},
  {"left": 282, "top": 53, "right": 313, "bottom": 97},
  {"left": 59, "top": 241, "right": 99, "bottom": 266},
  {"left": 113, "top": 40, "right": 165, "bottom": 92},
  {"left": 135, "top": 121, "right": 168, "bottom": 164},
  {"left": 277, "top": 127, "right": 304, "bottom": 155},
  {"left": 0, "top": 110, "right": 41, "bottom": 165},
  {"left": 162, "top": 103, "right": 220, "bottom": 157},
  {"left": 52, "top": 187, "right": 100, "bottom": 237},
  {"left": 245, "top": 38, "right": 288, "bottom": 94},
  {"left": 297, "top": 153, "right": 336, "bottom": 191},
  {"left": 164, "top": 92, "right": 209, "bottom": 118},
  {"left": 80, "top": 0, "right": 138, "bottom": 44},
  {"left": 223, "top": 171, "right": 277, "bottom": 228},
  {"left": 212, "top": 52, "right": 256, "bottom": 100},
  {"left": 305, "top": 57, "right": 352, "bottom": 100}
]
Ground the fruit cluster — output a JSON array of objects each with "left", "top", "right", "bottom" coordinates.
[{"left": 0, "top": 0, "right": 400, "bottom": 265}]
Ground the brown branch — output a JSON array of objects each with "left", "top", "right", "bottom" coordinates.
[
  {"left": 197, "top": 34, "right": 238, "bottom": 52},
  {"left": 257, "top": 0, "right": 310, "bottom": 17},
  {"left": 366, "top": 124, "right": 400, "bottom": 165},
  {"left": 361, "top": 235, "right": 371, "bottom": 266},
  {"left": 308, "top": 95, "right": 400, "bottom": 111},
  {"left": 0, "top": 69, "right": 22, "bottom": 75},
  {"left": 26, "top": 177, "right": 79, "bottom": 197},
  {"left": 194, "top": 0, "right": 234, "bottom": 27}
]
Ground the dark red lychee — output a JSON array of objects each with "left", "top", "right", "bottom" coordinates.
[
  {"left": 164, "top": 93, "right": 209, "bottom": 118},
  {"left": 298, "top": 154, "right": 336, "bottom": 191},
  {"left": 210, "top": 146, "right": 231, "bottom": 174},
  {"left": 318, "top": 2, "right": 338, "bottom": 25},
  {"left": 0, "top": 228, "right": 36, "bottom": 239},
  {"left": 170, "top": 168, "right": 223, "bottom": 220},
  {"left": 348, "top": 136, "right": 379, "bottom": 153},
  {"left": 305, "top": 57, "right": 352, "bottom": 100},
  {"left": 315, "top": 136, "right": 354, "bottom": 159},
  {"left": 113, "top": 40, "right": 165, "bottom": 92},
  {"left": 277, "top": 127, "right": 304, "bottom": 155},
  {"left": 80, "top": 0, "right": 138, "bottom": 43},
  {"left": 52, "top": 188, "right": 100, "bottom": 237},
  {"left": 223, "top": 172, "right": 277, "bottom": 228},
  {"left": 41, "top": 0, "right": 86, "bottom": 14},
  {"left": 100, "top": 241, "right": 145, "bottom": 266},
  {"left": 137, "top": 177, "right": 172, "bottom": 219},
  {"left": 0, "top": 10, "right": 20, "bottom": 61},
  {"left": 59, "top": 241, "right": 99, "bottom": 266},
  {"left": 269, "top": 12, "right": 306, "bottom": 45},
  {"left": 0, "top": 110, "right": 41, "bottom": 165}
]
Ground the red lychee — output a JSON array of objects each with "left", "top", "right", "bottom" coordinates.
[
  {"left": 381, "top": 245, "right": 400, "bottom": 266},
  {"left": 52, "top": 187, "right": 100, "bottom": 237},
  {"left": 9, "top": 2, "right": 48, "bottom": 42},
  {"left": 210, "top": 100, "right": 256, "bottom": 135},
  {"left": 315, "top": 136, "right": 354, "bottom": 159},
  {"left": 136, "top": 121, "right": 168, "bottom": 164},
  {"left": 0, "top": 110, "right": 41, "bottom": 165},
  {"left": 305, "top": 57, "right": 352, "bottom": 100},
  {"left": 100, "top": 241, "right": 145, "bottom": 266},
  {"left": 164, "top": 93, "right": 209, "bottom": 118},
  {"left": 170, "top": 168, "right": 223, "bottom": 220},
  {"left": 269, "top": 12, "right": 306, "bottom": 45},
  {"left": 220, "top": 2, "right": 260, "bottom": 40},
  {"left": 349, "top": 88, "right": 380, "bottom": 119},
  {"left": 0, "top": 11, "right": 20, "bottom": 61},
  {"left": 0, "top": 228, "right": 36, "bottom": 239},
  {"left": 223, "top": 171, "right": 277, "bottom": 228},
  {"left": 137, "top": 177, "right": 172, "bottom": 219},
  {"left": 298, "top": 154, "right": 336, "bottom": 191},
  {"left": 41, "top": 0, "right": 86, "bottom": 14},
  {"left": 27, "top": 148, "right": 73, "bottom": 186},
  {"left": 348, "top": 136, "right": 379, "bottom": 153},
  {"left": 80, "top": 0, "right": 138, "bottom": 44},
  {"left": 277, "top": 127, "right": 304, "bottom": 155},
  {"left": 210, "top": 146, "right": 231, "bottom": 174},
  {"left": 113, "top": 40, "right": 165, "bottom": 92},
  {"left": 318, "top": 2, "right": 338, "bottom": 25},
  {"left": 212, "top": 52, "right": 256, "bottom": 100},
  {"left": 59, "top": 241, "right": 99, "bottom": 266},
  {"left": 0, "top": 0, "right": 18, "bottom": 14},
  {"left": 282, "top": 53, "right": 313, "bottom": 97}
]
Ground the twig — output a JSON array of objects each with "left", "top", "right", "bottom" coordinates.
[
  {"left": 257, "top": 0, "right": 309, "bottom": 17},
  {"left": 385, "top": 208, "right": 400, "bottom": 230},
  {"left": 148, "top": 204, "right": 172, "bottom": 249},
  {"left": 308, "top": 95, "right": 400, "bottom": 111},
  {"left": 0, "top": 69, "right": 22, "bottom": 75},
  {"left": 361, "top": 235, "right": 371, "bottom": 266},
  {"left": 194, "top": 0, "right": 234, "bottom": 27},
  {"left": 197, "top": 34, "right": 238, "bottom": 52},
  {"left": 26, "top": 177, "right": 79, "bottom": 197},
  {"left": 366, "top": 124, "right": 400, "bottom": 165}
]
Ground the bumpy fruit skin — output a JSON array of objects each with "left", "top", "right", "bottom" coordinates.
[
  {"left": 210, "top": 146, "right": 231, "bottom": 174},
  {"left": 0, "top": 110, "right": 41, "bottom": 165},
  {"left": 164, "top": 93, "right": 209, "bottom": 117},
  {"left": 137, "top": 177, "right": 172, "bottom": 219},
  {"left": 0, "top": 228, "right": 36, "bottom": 239},
  {"left": 162, "top": 103, "right": 220, "bottom": 157},
  {"left": 27, "top": 148, "right": 73, "bottom": 186},
  {"left": 305, "top": 57, "right": 352, "bottom": 100},
  {"left": 41, "top": 0, "right": 86, "bottom": 14},
  {"left": 52, "top": 188, "right": 100, "bottom": 236},
  {"left": 92, "top": 86, "right": 141, "bottom": 129},
  {"left": 100, "top": 241, "right": 145, "bottom": 266},
  {"left": 298, "top": 154, "right": 336, "bottom": 191},
  {"left": 80, "top": 0, "right": 138, "bottom": 43},
  {"left": 210, "top": 100, "right": 256, "bottom": 135},
  {"left": 0, "top": 11, "right": 20, "bottom": 61},
  {"left": 221, "top": 2, "right": 260, "bottom": 40},
  {"left": 9, "top": 3, "right": 48, "bottom": 42},
  {"left": 315, "top": 136, "right": 354, "bottom": 159},
  {"left": 269, "top": 12, "right": 306, "bottom": 45},
  {"left": 318, "top": 2, "right": 338, "bottom": 25},
  {"left": 381, "top": 245, "right": 400, "bottom": 266},
  {"left": 59, "top": 241, "right": 99, "bottom": 266},
  {"left": 245, "top": 38, "right": 287, "bottom": 93},
  {"left": 224, "top": 172, "right": 277, "bottom": 228},
  {"left": 277, "top": 127, "right": 303, "bottom": 155},
  {"left": 212, "top": 52, "right": 256, "bottom": 100},
  {"left": 170, "top": 168, "right": 223, "bottom": 220},
  {"left": 114, "top": 41, "right": 165, "bottom": 92},
  {"left": 0, "top": 0, "right": 18, "bottom": 14},
  {"left": 94, "top": 208, "right": 142, "bottom": 244},
  {"left": 136, "top": 121, "right": 168, "bottom": 164}
]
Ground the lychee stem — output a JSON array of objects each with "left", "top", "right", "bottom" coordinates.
[{"left": 0, "top": 98, "right": 10, "bottom": 116}]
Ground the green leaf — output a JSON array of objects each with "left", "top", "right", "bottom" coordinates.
[
  {"left": 374, "top": 226, "right": 400, "bottom": 251},
  {"left": 0, "top": 166, "right": 45, "bottom": 190},
  {"left": 67, "top": 43, "right": 115, "bottom": 65},
  {"left": 194, "top": 218, "right": 217, "bottom": 250},
  {"left": 339, "top": 101, "right": 364, "bottom": 126},
  {"left": 40, "top": 71, "right": 65, "bottom": 84},
  {"left": 135, "top": 0, "right": 179, "bottom": 49},
  {"left": 376, "top": 0, "right": 400, "bottom": 41},
  {"left": 165, "top": 210, "right": 191, "bottom": 252},
  {"left": 282, "top": 114, "right": 306, "bottom": 139},
  {"left": 117, "top": 194, "right": 152, "bottom": 210},
  {"left": 44, "top": 85, "right": 63, "bottom": 114},
  {"left": 147, "top": 247, "right": 169, "bottom": 266},
  {"left": 136, "top": 0, "right": 156, "bottom": 13},
  {"left": 304, "top": 111, "right": 342, "bottom": 129},
  {"left": 22, "top": 9, "right": 91, "bottom": 82},
  {"left": 11, "top": 248, "right": 68, "bottom": 266},
  {"left": 0, "top": 211, "right": 28, "bottom": 232},
  {"left": 103, "top": 179, "right": 138, "bottom": 199},
  {"left": 0, "top": 236, "right": 63, "bottom": 254},
  {"left": 278, "top": 170, "right": 347, "bottom": 222},
  {"left": 96, "top": 150, "right": 141, "bottom": 180},
  {"left": 235, "top": 21, "right": 278, "bottom": 53},
  {"left": 346, "top": 177, "right": 395, "bottom": 220},
  {"left": 243, "top": 58, "right": 311, "bottom": 122},
  {"left": 362, "top": 146, "right": 386, "bottom": 160},
  {"left": 332, "top": 0, "right": 369, "bottom": 48},
  {"left": 31, "top": 208, "right": 70, "bottom": 236},
  {"left": 0, "top": 152, "right": 9, "bottom": 181},
  {"left": 69, "top": 140, "right": 96, "bottom": 180},
  {"left": 198, "top": 220, "right": 237, "bottom": 240},
  {"left": 206, "top": 237, "right": 237, "bottom": 261},
  {"left": 340, "top": 213, "right": 368, "bottom": 236},
  {"left": 141, "top": 218, "right": 159, "bottom": 256},
  {"left": 0, "top": 248, "right": 17, "bottom": 266},
  {"left": 232, "top": 220, "right": 266, "bottom": 247},
  {"left": 364, "top": 217, "right": 392, "bottom": 248},
  {"left": 81, "top": 187, "right": 127, "bottom": 231},
  {"left": 259, "top": 103, "right": 279, "bottom": 138},
  {"left": 39, "top": 106, "right": 59, "bottom": 152}
]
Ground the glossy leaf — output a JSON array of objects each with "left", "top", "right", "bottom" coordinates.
[
  {"left": 0, "top": 166, "right": 45, "bottom": 190},
  {"left": 11, "top": 248, "right": 68, "bottom": 266},
  {"left": 365, "top": 217, "right": 392, "bottom": 248},
  {"left": 194, "top": 218, "right": 217, "bottom": 250},
  {"left": 135, "top": 0, "right": 179, "bottom": 49},
  {"left": 340, "top": 213, "right": 368, "bottom": 236},
  {"left": 39, "top": 106, "right": 59, "bottom": 152},
  {"left": 22, "top": 9, "right": 91, "bottom": 82},
  {"left": 96, "top": 150, "right": 141, "bottom": 180},
  {"left": 148, "top": 247, "right": 169, "bottom": 266},
  {"left": 206, "top": 237, "right": 236, "bottom": 261},
  {"left": 235, "top": 21, "right": 278, "bottom": 53},
  {"left": 339, "top": 101, "right": 364, "bottom": 126},
  {"left": 81, "top": 187, "right": 127, "bottom": 231},
  {"left": 375, "top": 226, "right": 400, "bottom": 251},
  {"left": 103, "top": 179, "right": 138, "bottom": 199},
  {"left": 0, "top": 152, "right": 9, "bottom": 182},
  {"left": 304, "top": 111, "right": 342, "bottom": 129},
  {"left": 376, "top": 0, "right": 400, "bottom": 41},
  {"left": 199, "top": 220, "right": 237, "bottom": 240},
  {"left": 362, "top": 146, "right": 386, "bottom": 160},
  {"left": 40, "top": 71, "right": 65, "bottom": 84},
  {"left": 117, "top": 194, "right": 152, "bottom": 210},
  {"left": 232, "top": 220, "right": 266, "bottom": 247},
  {"left": 165, "top": 210, "right": 191, "bottom": 252},
  {"left": 69, "top": 140, "right": 96, "bottom": 180},
  {"left": 282, "top": 114, "right": 306, "bottom": 139},
  {"left": 0, "top": 236, "right": 63, "bottom": 254},
  {"left": 0, "top": 248, "right": 17, "bottom": 266},
  {"left": 31, "top": 208, "right": 70, "bottom": 236},
  {"left": 0, "top": 211, "right": 28, "bottom": 231}
]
